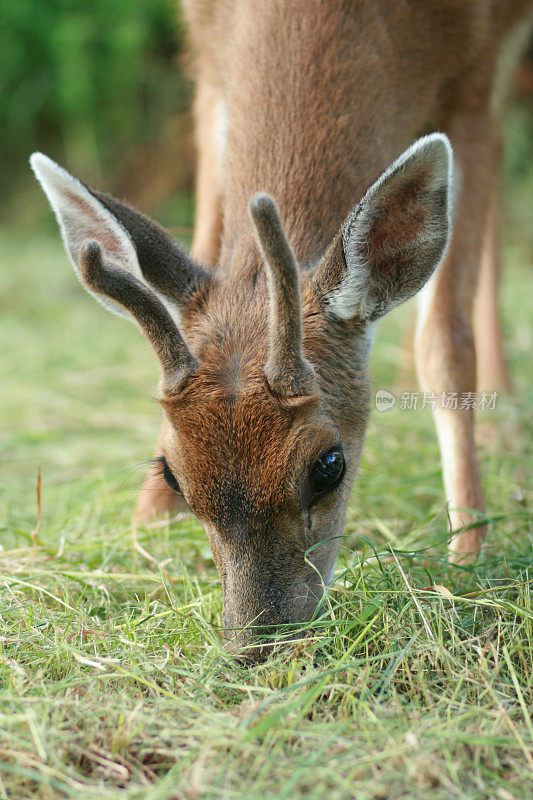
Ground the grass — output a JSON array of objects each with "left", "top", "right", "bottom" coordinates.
[{"left": 0, "top": 195, "right": 532, "bottom": 799}]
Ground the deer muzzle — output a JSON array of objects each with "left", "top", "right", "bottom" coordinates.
[{"left": 220, "top": 555, "right": 326, "bottom": 662}]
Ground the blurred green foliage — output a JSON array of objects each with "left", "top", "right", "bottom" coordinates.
[
  {"left": 0, "top": 0, "right": 186, "bottom": 206},
  {"left": 1, "top": 0, "right": 531, "bottom": 236}
]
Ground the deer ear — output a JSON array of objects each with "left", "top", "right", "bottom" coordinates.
[
  {"left": 313, "top": 133, "right": 453, "bottom": 323},
  {"left": 30, "top": 153, "right": 205, "bottom": 321},
  {"left": 30, "top": 153, "right": 145, "bottom": 318}
]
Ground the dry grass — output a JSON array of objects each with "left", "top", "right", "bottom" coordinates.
[{"left": 0, "top": 165, "right": 532, "bottom": 797}]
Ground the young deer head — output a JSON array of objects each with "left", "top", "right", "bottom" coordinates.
[{"left": 31, "top": 134, "right": 452, "bottom": 658}]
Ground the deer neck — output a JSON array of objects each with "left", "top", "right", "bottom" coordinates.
[{"left": 216, "top": 4, "right": 395, "bottom": 275}]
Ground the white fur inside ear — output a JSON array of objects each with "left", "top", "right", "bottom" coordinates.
[
  {"left": 329, "top": 220, "right": 373, "bottom": 321},
  {"left": 30, "top": 152, "right": 141, "bottom": 318},
  {"left": 327, "top": 133, "right": 453, "bottom": 321},
  {"left": 30, "top": 153, "right": 185, "bottom": 327}
]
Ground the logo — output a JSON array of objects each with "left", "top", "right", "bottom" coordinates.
[{"left": 375, "top": 389, "right": 396, "bottom": 412}]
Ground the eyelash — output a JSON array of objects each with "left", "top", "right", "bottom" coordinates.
[{"left": 152, "top": 456, "right": 181, "bottom": 493}]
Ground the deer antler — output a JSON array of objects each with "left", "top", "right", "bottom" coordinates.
[
  {"left": 249, "top": 194, "right": 316, "bottom": 397},
  {"left": 79, "top": 241, "right": 198, "bottom": 395}
]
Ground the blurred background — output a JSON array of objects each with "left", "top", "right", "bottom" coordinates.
[
  {"left": 1, "top": 0, "right": 532, "bottom": 240},
  {"left": 0, "top": 0, "right": 531, "bottom": 541},
  {"left": 1, "top": 0, "right": 195, "bottom": 231}
]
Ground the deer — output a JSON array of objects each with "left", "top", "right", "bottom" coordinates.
[{"left": 31, "top": 0, "right": 532, "bottom": 660}]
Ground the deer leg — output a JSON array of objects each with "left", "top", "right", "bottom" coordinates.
[
  {"left": 136, "top": 79, "right": 225, "bottom": 521},
  {"left": 474, "top": 165, "right": 512, "bottom": 392},
  {"left": 415, "top": 105, "right": 496, "bottom": 563},
  {"left": 190, "top": 74, "right": 225, "bottom": 266},
  {"left": 415, "top": 308, "right": 485, "bottom": 562}
]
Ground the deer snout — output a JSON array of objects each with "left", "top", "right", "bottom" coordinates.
[
  {"left": 221, "top": 562, "right": 325, "bottom": 662},
  {"left": 202, "top": 521, "right": 335, "bottom": 661},
  {"left": 222, "top": 611, "right": 307, "bottom": 664}
]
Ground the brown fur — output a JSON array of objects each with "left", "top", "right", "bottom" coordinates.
[
  {"left": 161, "top": 0, "right": 531, "bottom": 571},
  {"left": 160, "top": 283, "right": 369, "bottom": 645},
  {"left": 36, "top": 1, "right": 532, "bottom": 656}
]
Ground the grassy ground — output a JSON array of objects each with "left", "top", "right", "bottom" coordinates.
[{"left": 0, "top": 197, "right": 532, "bottom": 799}]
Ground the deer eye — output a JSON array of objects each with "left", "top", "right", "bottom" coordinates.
[
  {"left": 157, "top": 457, "right": 181, "bottom": 493},
  {"left": 311, "top": 448, "right": 345, "bottom": 497}
]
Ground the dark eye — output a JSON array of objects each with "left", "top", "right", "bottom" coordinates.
[
  {"left": 157, "top": 457, "right": 181, "bottom": 493},
  {"left": 311, "top": 448, "right": 345, "bottom": 497}
]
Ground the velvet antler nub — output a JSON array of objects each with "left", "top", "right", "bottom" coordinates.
[
  {"left": 79, "top": 241, "right": 198, "bottom": 394},
  {"left": 249, "top": 194, "right": 316, "bottom": 397}
]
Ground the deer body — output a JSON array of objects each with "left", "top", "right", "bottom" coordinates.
[
  {"left": 32, "top": 0, "right": 532, "bottom": 658},
  {"left": 190, "top": 2, "right": 473, "bottom": 266}
]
